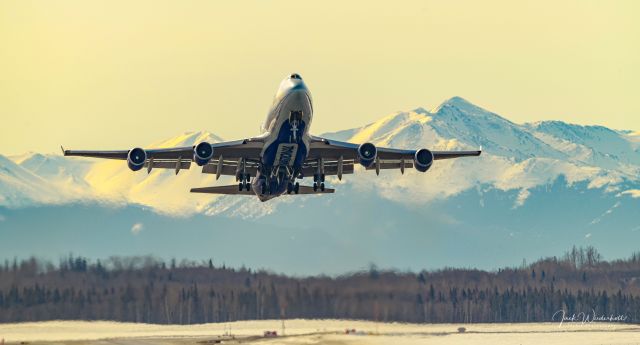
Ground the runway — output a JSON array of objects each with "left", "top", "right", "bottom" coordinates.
[{"left": 1, "top": 319, "right": 639, "bottom": 345}]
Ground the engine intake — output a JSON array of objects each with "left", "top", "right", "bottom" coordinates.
[
  {"left": 414, "top": 148, "right": 434, "bottom": 172},
  {"left": 193, "top": 142, "right": 214, "bottom": 166},
  {"left": 127, "top": 147, "right": 147, "bottom": 171},
  {"left": 358, "top": 142, "right": 377, "bottom": 168}
]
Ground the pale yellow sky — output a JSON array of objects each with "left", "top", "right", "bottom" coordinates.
[{"left": 1, "top": 1, "right": 638, "bottom": 154}]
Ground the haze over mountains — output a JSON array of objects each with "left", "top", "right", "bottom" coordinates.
[{"left": 1, "top": 97, "right": 639, "bottom": 274}]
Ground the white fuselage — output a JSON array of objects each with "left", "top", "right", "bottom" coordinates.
[
  {"left": 260, "top": 76, "right": 313, "bottom": 153},
  {"left": 251, "top": 74, "right": 314, "bottom": 201}
]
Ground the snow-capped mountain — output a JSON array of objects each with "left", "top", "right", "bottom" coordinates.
[
  {"left": 2, "top": 96, "right": 639, "bottom": 274},
  {"left": 321, "top": 96, "right": 639, "bottom": 207},
  {"left": 1, "top": 97, "right": 638, "bottom": 215},
  {"left": 0, "top": 155, "right": 60, "bottom": 207}
]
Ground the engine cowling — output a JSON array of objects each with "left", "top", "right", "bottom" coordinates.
[
  {"left": 193, "top": 141, "right": 214, "bottom": 166},
  {"left": 127, "top": 147, "right": 147, "bottom": 171},
  {"left": 414, "top": 148, "right": 434, "bottom": 172},
  {"left": 358, "top": 142, "right": 377, "bottom": 167}
]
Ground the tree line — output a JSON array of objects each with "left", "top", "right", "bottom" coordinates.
[{"left": 0, "top": 246, "right": 639, "bottom": 324}]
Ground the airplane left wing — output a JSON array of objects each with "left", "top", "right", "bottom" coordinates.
[{"left": 306, "top": 136, "right": 481, "bottom": 176}]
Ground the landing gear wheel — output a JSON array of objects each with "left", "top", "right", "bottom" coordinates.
[
  {"left": 238, "top": 183, "right": 243, "bottom": 192},
  {"left": 287, "top": 183, "right": 293, "bottom": 194},
  {"left": 321, "top": 174, "right": 325, "bottom": 182},
  {"left": 313, "top": 182, "right": 318, "bottom": 192},
  {"left": 320, "top": 183, "right": 325, "bottom": 192},
  {"left": 294, "top": 182, "right": 300, "bottom": 194},
  {"left": 245, "top": 182, "right": 251, "bottom": 191},
  {"left": 260, "top": 182, "right": 267, "bottom": 195}
]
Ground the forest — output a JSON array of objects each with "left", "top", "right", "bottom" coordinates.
[{"left": 0, "top": 246, "right": 639, "bottom": 324}]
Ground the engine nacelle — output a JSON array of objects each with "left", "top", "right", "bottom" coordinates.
[
  {"left": 358, "top": 142, "right": 377, "bottom": 168},
  {"left": 193, "top": 141, "right": 214, "bottom": 166},
  {"left": 414, "top": 148, "right": 434, "bottom": 172},
  {"left": 127, "top": 147, "right": 147, "bottom": 171}
]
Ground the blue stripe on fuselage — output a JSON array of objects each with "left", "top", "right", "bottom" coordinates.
[{"left": 262, "top": 121, "right": 307, "bottom": 169}]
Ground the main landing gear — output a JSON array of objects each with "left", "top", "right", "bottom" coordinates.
[
  {"left": 237, "top": 173, "right": 251, "bottom": 192},
  {"left": 313, "top": 173, "right": 325, "bottom": 192},
  {"left": 287, "top": 182, "right": 300, "bottom": 194}
]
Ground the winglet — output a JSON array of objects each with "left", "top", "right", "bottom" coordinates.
[{"left": 60, "top": 145, "right": 66, "bottom": 156}]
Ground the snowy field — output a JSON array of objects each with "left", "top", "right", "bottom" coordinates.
[{"left": 1, "top": 320, "right": 639, "bottom": 345}]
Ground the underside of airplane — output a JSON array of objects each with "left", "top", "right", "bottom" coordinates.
[{"left": 63, "top": 74, "right": 481, "bottom": 202}]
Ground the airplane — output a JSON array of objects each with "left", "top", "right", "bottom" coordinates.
[{"left": 63, "top": 74, "right": 481, "bottom": 202}]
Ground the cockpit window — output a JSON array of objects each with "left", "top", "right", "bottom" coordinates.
[{"left": 289, "top": 73, "right": 301, "bottom": 80}]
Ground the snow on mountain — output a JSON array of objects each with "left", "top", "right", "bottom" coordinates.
[
  {"left": 525, "top": 121, "right": 640, "bottom": 170},
  {"left": 1, "top": 98, "right": 638, "bottom": 214},
  {"left": 0, "top": 154, "right": 64, "bottom": 207},
  {"left": 325, "top": 97, "right": 636, "bottom": 207},
  {"left": 14, "top": 152, "right": 95, "bottom": 197},
  {"left": 428, "top": 97, "right": 564, "bottom": 160},
  {"left": 82, "top": 131, "right": 226, "bottom": 214}
]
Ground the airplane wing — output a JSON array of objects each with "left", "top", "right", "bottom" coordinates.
[
  {"left": 305, "top": 136, "right": 481, "bottom": 177},
  {"left": 62, "top": 139, "right": 265, "bottom": 177}
]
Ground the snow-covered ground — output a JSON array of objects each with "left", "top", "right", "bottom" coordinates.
[{"left": 1, "top": 320, "right": 638, "bottom": 345}]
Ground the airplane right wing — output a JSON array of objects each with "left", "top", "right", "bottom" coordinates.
[{"left": 63, "top": 138, "right": 266, "bottom": 178}]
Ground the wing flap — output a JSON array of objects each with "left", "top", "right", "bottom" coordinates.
[
  {"left": 301, "top": 163, "right": 355, "bottom": 177},
  {"left": 365, "top": 161, "right": 414, "bottom": 170},
  {"left": 201, "top": 159, "right": 260, "bottom": 177},
  {"left": 145, "top": 160, "right": 191, "bottom": 170}
]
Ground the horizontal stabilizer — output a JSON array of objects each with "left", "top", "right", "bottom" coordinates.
[
  {"left": 190, "top": 185, "right": 334, "bottom": 195},
  {"left": 295, "top": 185, "right": 335, "bottom": 194},
  {"left": 190, "top": 185, "right": 253, "bottom": 195}
]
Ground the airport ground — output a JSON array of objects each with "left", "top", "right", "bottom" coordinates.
[{"left": 1, "top": 319, "right": 639, "bottom": 345}]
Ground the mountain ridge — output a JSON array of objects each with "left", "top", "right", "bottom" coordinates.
[
  {"left": 2, "top": 97, "right": 639, "bottom": 274},
  {"left": 1, "top": 96, "right": 638, "bottom": 216}
]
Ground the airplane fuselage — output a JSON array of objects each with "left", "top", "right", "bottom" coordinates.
[{"left": 252, "top": 74, "right": 313, "bottom": 201}]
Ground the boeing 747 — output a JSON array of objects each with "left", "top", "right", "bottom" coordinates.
[{"left": 63, "top": 74, "right": 481, "bottom": 201}]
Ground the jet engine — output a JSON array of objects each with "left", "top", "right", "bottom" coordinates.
[
  {"left": 414, "top": 148, "right": 434, "bottom": 172},
  {"left": 358, "top": 142, "right": 377, "bottom": 167},
  {"left": 193, "top": 141, "right": 214, "bottom": 166},
  {"left": 127, "top": 147, "right": 147, "bottom": 171}
]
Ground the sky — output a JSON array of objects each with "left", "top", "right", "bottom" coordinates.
[{"left": 1, "top": 0, "right": 639, "bottom": 155}]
